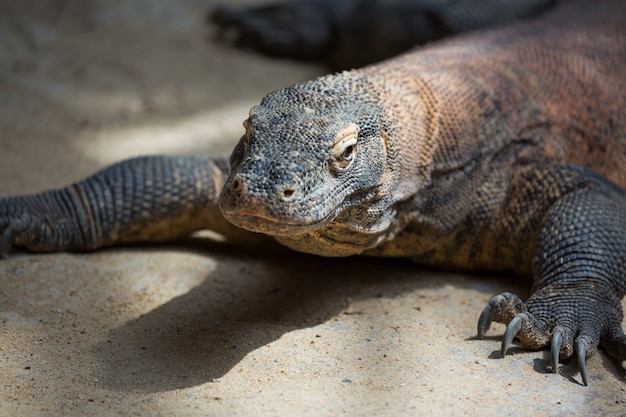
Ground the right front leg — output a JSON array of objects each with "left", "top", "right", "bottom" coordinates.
[
  {"left": 477, "top": 163, "right": 626, "bottom": 385},
  {"left": 0, "top": 155, "right": 236, "bottom": 258}
]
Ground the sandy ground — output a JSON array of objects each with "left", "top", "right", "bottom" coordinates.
[{"left": 1, "top": 1, "right": 625, "bottom": 416}]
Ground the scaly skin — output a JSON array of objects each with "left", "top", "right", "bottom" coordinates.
[
  {"left": 1, "top": 0, "right": 626, "bottom": 386},
  {"left": 0, "top": 156, "right": 233, "bottom": 254}
]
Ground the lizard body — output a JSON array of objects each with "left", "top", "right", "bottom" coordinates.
[
  {"left": 222, "top": 0, "right": 626, "bottom": 267},
  {"left": 1, "top": 0, "right": 626, "bottom": 385}
]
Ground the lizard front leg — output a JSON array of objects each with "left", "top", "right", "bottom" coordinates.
[
  {"left": 0, "top": 155, "right": 236, "bottom": 258},
  {"left": 477, "top": 164, "right": 626, "bottom": 386}
]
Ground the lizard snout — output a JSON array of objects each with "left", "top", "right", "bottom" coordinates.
[
  {"left": 218, "top": 170, "right": 320, "bottom": 236},
  {"left": 227, "top": 171, "right": 299, "bottom": 204},
  {"left": 219, "top": 166, "right": 303, "bottom": 223}
]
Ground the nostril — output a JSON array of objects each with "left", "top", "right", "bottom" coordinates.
[
  {"left": 232, "top": 177, "right": 241, "bottom": 191},
  {"left": 278, "top": 186, "right": 296, "bottom": 201}
]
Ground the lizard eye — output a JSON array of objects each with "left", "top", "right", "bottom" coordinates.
[{"left": 331, "top": 123, "right": 359, "bottom": 171}]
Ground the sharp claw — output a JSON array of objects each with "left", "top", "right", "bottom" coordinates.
[
  {"left": 477, "top": 303, "right": 494, "bottom": 339},
  {"left": 477, "top": 295, "right": 505, "bottom": 339},
  {"left": 576, "top": 339, "right": 589, "bottom": 386},
  {"left": 501, "top": 315, "right": 524, "bottom": 358},
  {"left": 549, "top": 329, "right": 563, "bottom": 373}
]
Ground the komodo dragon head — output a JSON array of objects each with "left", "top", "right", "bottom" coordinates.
[{"left": 219, "top": 73, "right": 406, "bottom": 256}]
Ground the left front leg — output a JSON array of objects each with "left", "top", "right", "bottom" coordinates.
[
  {"left": 0, "top": 155, "right": 236, "bottom": 257},
  {"left": 477, "top": 164, "right": 626, "bottom": 386}
]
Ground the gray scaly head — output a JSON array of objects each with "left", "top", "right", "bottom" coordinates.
[{"left": 219, "top": 73, "right": 395, "bottom": 256}]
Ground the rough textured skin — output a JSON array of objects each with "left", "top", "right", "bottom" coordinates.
[
  {"left": 1, "top": 0, "right": 626, "bottom": 385},
  {"left": 211, "top": 0, "right": 554, "bottom": 69}
]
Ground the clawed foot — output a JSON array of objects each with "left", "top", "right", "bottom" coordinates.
[
  {"left": 477, "top": 289, "right": 626, "bottom": 386},
  {"left": 0, "top": 198, "right": 25, "bottom": 259},
  {"left": 209, "top": 1, "right": 337, "bottom": 61},
  {"left": 0, "top": 193, "right": 82, "bottom": 258},
  {"left": 0, "top": 200, "right": 45, "bottom": 259},
  {"left": 0, "top": 224, "right": 14, "bottom": 259}
]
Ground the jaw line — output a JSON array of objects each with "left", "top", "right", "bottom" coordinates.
[
  {"left": 223, "top": 207, "right": 340, "bottom": 237},
  {"left": 221, "top": 186, "right": 380, "bottom": 237}
]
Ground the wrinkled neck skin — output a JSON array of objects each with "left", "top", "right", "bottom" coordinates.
[{"left": 267, "top": 69, "right": 436, "bottom": 257}]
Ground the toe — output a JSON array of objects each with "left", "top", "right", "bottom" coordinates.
[
  {"left": 601, "top": 323, "right": 626, "bottom": 360},
  {"left": 549, "top": 328, "right": 563, "bottom": 373},
  {"left": 576, "top": 337, "right": 591, "bottom": 386}
]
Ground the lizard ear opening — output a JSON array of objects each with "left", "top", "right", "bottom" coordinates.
[{"left": 330, "top": 123, "right": 359, "bottom": 173}]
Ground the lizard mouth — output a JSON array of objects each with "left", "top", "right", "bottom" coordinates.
[
  {"left": 220, "top": 185, "right": 381, "bottom": 237},
  {"left": 221, "top": 208, "right": 339, "bottom": 237}
]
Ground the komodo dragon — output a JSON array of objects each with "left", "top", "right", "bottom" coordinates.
[{"left": 1, "top": 0, "right": 625, "bottom": 386}]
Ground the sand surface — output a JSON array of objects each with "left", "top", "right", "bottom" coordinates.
[{"left": 1, "top": 1, "right": 625, "bottom": 416}]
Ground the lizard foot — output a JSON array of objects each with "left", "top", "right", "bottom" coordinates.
[
  {"left": 0, "top": 192, "right": 87, "bottom": 259},
  {"left": 477, "top": 287, "right": 626, "bottom": 386},
  {"left": 0, "top": 197, "right": 53, "bottom": 258},
  {"left": 210, "top": 1, "right": 336, "bottom": 61}
]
